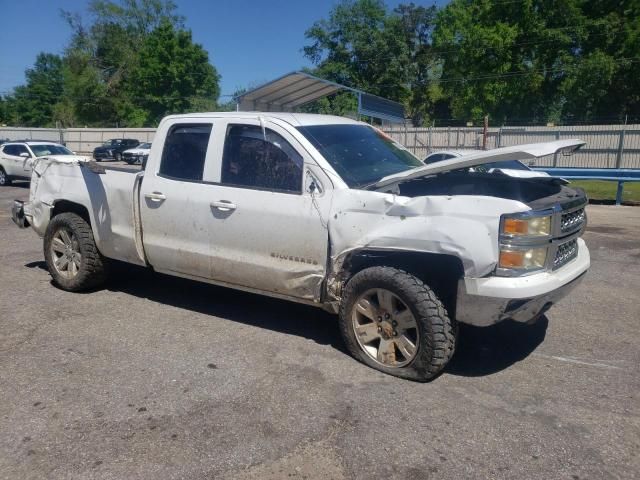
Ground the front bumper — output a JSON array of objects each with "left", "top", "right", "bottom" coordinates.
[
  {"left": 123, "top": 153, "right": 146, "bottom": 164},
  {"left": 456, "top": 238, "right": 589, "bottom": 326},
  {"left": 93, "top": 151, "right": 113, "bottom": 160}
]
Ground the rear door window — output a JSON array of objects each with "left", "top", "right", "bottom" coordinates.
[
  {"left": 4, "top": 145, "right": 29, "bottom": 156},
  {"left": 2, "top": 145, "right": 18, "bottom": 156},
  {"left": 220, "top": 125, "right": 303, "bottom": 193},
  {"left": 159, "top": 124, "right": 212, "bottom": 181}
]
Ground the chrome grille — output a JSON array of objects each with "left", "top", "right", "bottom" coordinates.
[
  {"left": 561, "top": 208, "right": 585, "bottom": 234},
  {"left": 553, "top": 239, "right": 578, "bottom": 270}
]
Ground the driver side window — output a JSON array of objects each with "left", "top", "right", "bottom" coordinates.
[{"left": 220, "top": 125, "right": 303, "bottom": 194}]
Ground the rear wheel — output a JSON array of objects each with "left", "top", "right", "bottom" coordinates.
[
  {"left": 339, "top": 266, "right": 457, "bottom": 381},
  {"left": 0, "top": 167, "right": 11, "bottom": 186},
  {"left": 44, "top": 212, "right": 107, "bottom": 291}
]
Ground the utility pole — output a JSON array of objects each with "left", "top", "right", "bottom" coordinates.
[{"left": 482, "top": 115, "right": 489, "bottom": 150}]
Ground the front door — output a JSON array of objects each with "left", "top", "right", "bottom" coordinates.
[{"left": 205, "top": 119, "right": 332, "bottom": 301}]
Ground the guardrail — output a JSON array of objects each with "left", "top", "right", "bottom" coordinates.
[{"left": 533, "top": 168, "right": 640, "bottom": 205}]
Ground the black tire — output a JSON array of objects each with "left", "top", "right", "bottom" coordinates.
[
  {"left": 44, "top": 212, "right": 108, "bottom": 291},
  {"left": 339, "top": 266, "right": 457, "bottom": 382},
  {"left": 0, "top": 166, "right": 11, "bottom": 186}
]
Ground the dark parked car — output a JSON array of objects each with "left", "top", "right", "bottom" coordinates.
[{"left": 93, "top": 138, "right": 140, "bottom": 162}]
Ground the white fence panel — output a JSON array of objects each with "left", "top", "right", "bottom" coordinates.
[{"left": 1, "top": 124, "right": 639, "bottom": 168}]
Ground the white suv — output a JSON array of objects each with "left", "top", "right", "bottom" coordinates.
[{"left": 0, "top": 141, "right": 73, "bottom": 186}]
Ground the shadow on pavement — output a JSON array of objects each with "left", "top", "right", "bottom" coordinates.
[
  {"left": 445, "top": 317, "right": 548, "bottom": 377},
  {"left": 106, "top": 262, "right": 345, "bottom": 351},
  {"left": 25, "top": 260, "right": 48, "bottom": 271},
  {"left": 33, "top": 259, "right": 547, "bottom": 377}
]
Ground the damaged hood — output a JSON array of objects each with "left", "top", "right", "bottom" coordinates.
[{"left": 374, "top": 139, "right": 585, "bottom": 189}]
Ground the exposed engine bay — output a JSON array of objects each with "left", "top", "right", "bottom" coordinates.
[{"left": 393, "top": 169, "right": 586, "bottom": 209}]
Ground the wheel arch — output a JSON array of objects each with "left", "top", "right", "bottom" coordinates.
[
  {"left": 334, "top": 248, "right": 465, "bottom": 318},
  {"left": 51, "top": 200, "right": 91, "bottom": 225}
]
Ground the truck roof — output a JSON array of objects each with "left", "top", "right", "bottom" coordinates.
[{"left": 161, "top": 112, "right": 361, "bottom": 127}]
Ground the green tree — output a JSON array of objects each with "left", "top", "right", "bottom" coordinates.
[
  {"left": 3, "top": 53, "right": 64, "bottom": 127},
  {"left": 126, "top": 21, "right": 220, "bottom": 125},
  {"left": 433, "top": 0, "right": 640, "bottom": 124},
  {"left": 303, "top": 0, "right": 440, "bottom": 125},
  {"left": 0, "top": 95, "right": 11, "bottom": 126},
  {"left": 59, "top": 0, "right": 191, "bottom": 126}
]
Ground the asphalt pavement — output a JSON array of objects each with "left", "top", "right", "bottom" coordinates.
[{"left": 0, "top": 180, "right": 638, "bottom": 480}]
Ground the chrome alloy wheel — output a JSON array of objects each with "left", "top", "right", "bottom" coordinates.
[
  {"left": 50, "top": 228, "right": 82, "bottom": 278},
  {"left": 351, "top": 288, "right": 420, "bottom": 367}
]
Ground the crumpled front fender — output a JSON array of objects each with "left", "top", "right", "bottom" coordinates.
[{"left": 326, "top": 189, "right": 530, "bottom": 299}]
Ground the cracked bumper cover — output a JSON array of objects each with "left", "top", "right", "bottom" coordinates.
[{"left": 456, "top": 238, "right": 590, "bottom": 327}]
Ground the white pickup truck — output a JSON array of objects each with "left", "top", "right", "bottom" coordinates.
[{"left": 12, "top": 113, "right": 590, "bottom": 381}]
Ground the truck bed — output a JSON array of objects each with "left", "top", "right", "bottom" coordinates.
[{"left": 27, "top": 157, "right": 146, "bottom": 266}]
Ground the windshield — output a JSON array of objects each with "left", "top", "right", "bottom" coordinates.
[
  {"left": 29, "top": 144, "right": 73, "bottom": 157},
  {"left": 296, "top": 124, "right": 423, "bottom": 188},
  {"left": 103, "top": 139, "right": 122, "bottom": 146},
  {"left": 139, "top": 143, "right": 151, "bottom": 149}
]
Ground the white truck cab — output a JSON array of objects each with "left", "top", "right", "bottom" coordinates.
[{"left": 11, "top": 113, "right": 590, "bottom": 381}]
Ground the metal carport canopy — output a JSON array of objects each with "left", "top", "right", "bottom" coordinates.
[{"left": 235, "top": 71, "right": 404, "bottom": 123}]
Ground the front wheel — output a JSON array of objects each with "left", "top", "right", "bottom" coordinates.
[
  {"left": 44, "top": 212, "right": 108, "bottom": 291},
  {"left": 0, "top": 167, "right": 11, "bottom": 186},
  {"left": 114, "top": 152, "right": 122, "bottom": 162},
  {"left": 339, "top": 266, "right": 457, "bottom": 382}
]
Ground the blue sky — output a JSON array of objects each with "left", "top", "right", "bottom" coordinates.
[{"left": 0, "top": 0, "right": 446, "bottom": 98}]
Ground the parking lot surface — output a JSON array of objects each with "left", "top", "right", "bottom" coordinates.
[{"left": 1, "top": 181, "right": 638, "bottom": 480}]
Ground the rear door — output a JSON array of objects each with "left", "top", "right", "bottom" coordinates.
[
  {"left": 139, "top": 120, "right": 217, "bottom": 279},
  {"left": 1, "top": 145, "right": 18, "bottom": 175},
  {"left": 203, "top": 118, "right": 332, "bottom": 301},
  {"left": 1, "top": 144, "right": 28, "bottom": 177}
]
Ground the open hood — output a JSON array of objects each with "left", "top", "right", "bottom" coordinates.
[{"left": 374, "top": 139, "right": 585, "bottom": 189}]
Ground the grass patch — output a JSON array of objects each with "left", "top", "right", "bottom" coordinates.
[{"left": 568, "top": 180, "right": 640, "bottom": 203}]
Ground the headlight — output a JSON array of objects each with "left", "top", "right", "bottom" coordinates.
[
  {"left": 498, "top": 211, "right": 554, "bottom": 275},
  {"left": 499, "top": 247, "right": 547, "bottom": 270},
  {"left": 502, "top": 215, "right": 551, "bottom": 237}
]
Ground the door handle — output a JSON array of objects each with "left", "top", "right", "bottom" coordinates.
[
  {"left": 144, "top": 192, "right": 166, "bottom": 202},
  {"left": 210, "top": 200, "right": 237, "bottom": 212}
]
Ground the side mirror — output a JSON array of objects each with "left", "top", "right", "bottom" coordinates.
[{"left": 19, "top": 152, "right": 30, "bottom": 158}]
